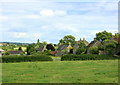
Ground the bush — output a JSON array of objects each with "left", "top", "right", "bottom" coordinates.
[
  {"left": 61, "top": 54, "right": 118, "bottom": 61},
  {"left": 76, "top": 48, "right": 86, "bottom": 54},
  {"left": 89, "top": 46, "right": 99, "bottom": 54},
  {"left": 1, "top": 54, "right": 53, "bottom": 63}
]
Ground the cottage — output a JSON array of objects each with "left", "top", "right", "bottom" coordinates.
[
  {"left": 87, "top": 40, "right": 102, "bottom": 54},
  {"left": 55, "top": 42, "right": 73, "bottom": 56},
  {"left": 73, "top": 38, "right": 89, "bottom": 54},
  {"left": 7, "top": 51, "right": 24, "bottom": 55},
  {"left": 36, "top": 45, "right": 47, "bottom": 52}
]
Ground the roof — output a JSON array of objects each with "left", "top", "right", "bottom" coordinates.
[
  {"left": 0, "top": 49, "right": 5, "bottom": 52},
  {"left": 87, "top": 40, "right": 101, "bottom": 48},
  {"left": 57, "top": 45, "right": 69, "bottom": 50},
  {"left": 8, "top": 51, "right": 24, "bottom": 54},
  {"left": 36, "top": 45, "right": 44, "bottom": 51},
  {"left": 50, "top": 51, "right": 57, "bottom": 55}
]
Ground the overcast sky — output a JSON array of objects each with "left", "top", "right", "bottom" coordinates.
[{"left": 0, "top": 0, "right": 119, "bottom": 44}]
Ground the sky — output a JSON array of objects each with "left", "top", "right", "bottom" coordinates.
[{"left": 0, "top": 0, "right": 119, "bottom": 44}]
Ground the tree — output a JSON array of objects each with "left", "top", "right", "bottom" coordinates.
[
  {"left": 95, "top": 30, "right": 112, "bottom": 42},
  {"left": 37, "top": 39, "right": 40, "bottom": 44},
  {"left": 89, "top": 46, "right": 99, "bottom": 54},
  {"left": 46, "top": 44, "right": 55, "bottom": 51},
  {"left": 115, "top": 33, "right": 119, "bottom": 38},
  {"left": 18, "top": 47, "right": 22, "bottom": 51},
  {"left": 76, "top": 41, "right": 87, "bottom": 54},
  {"left": 76, "top": 48, "right": 86, "bottom": 54},
  {"left": 59, "top": 35, "right": 75, "bottom": 45},
  {"left": 103, "top": 40, "right": 118, "bottom": 55},
  {"left": 26, "top": 43, "right": 36, "bottom": 55}
]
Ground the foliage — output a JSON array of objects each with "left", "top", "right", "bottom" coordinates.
[
  {"left": 26, "top": 43, "right": 36, "bottom": 55},
  {"left": 95, "top": 30, "right": 112, "bottom": 42},
  {"left": 61, "top": 54, "right": 118, "bottom": 61},
  {"left": 103, "top": 40, "right": 118, "bottom": 55},
  {"left": 76, "top": 41, "right": 87, "bottom": 54},
  {"left": 46, "top": 44, "right": 55, "bottom": 51},
  {"left": 76, "top": 48, "right": 86, "bottom": 54},
  {"left": 89, "top": 46, "right": 99, "bottom": 54},
  {"left": 2, "top": 55, "right": 53, "bottom": 63},
  {"left": 59, "top": 35, "right": 75, "bottom": 46},
  {"left": 18, "top": 47, "right": 22, "bottom": 51},
  {"left": 4, "top": 52, "right": 10, "bottom": 55}
]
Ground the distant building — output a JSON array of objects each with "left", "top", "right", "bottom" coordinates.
[
  {"left": 36, "top": 45, "right": 47, "bottom": 52},
  {"left": 73, "top": 38, "right": 89, "bottom": 54},
  {"left": 87, "top": 40, "right": 102, "bottom": 54},
  {"left": 7, "top": 51, "right": 24, "bottom": 55},
  {"left": 55, "top": 42, "right": 73, "bottom": 56}
]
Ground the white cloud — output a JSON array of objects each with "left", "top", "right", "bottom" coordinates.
[
  {"left": 55, "top": 10, "right": 67, "bottom": 16},
  {"left": 0, "top": 16, "right": 8, "bottom": 22},
  {"left": 40, "top": 9, "right": 67, "bottom": 16},
  {"left": 40, "top": 10, "right": 55, "bottom": 16},
  {"left": 12, "top": 32, "right": 29, "bottom": 38},
  {"left": 26, "top": 15, "right": 41, "bottom": 19}
]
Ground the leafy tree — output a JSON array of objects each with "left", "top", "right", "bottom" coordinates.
[
  {"left": 115, "top": 33, "right": 119, "bottom": 38},
  {"left": 18, "top": 47, "right": 22, "bottom": 51},
  {"left": 26, "top": 43, "right": 36, "bottom": 55},
  {"left": 59, "top": 35, "right": 75, "bottom": 45},
  {"left": 42, "top": 41, "right": 47, "bottom": 46},
  {"left": 103, "top": 40, "right": 118, "bottom": 55},
  {"left": 4, "top": 52, "right": 10, "bottom": 55},
  {"left": 76, "top": 48, "right": 86, "bottom": 54},
  {"left": 89, "top": 46, "right": 99, "bottom": 54},
  {"left": 95, "top": 30, "right": 112, "bottom": 42},
  {"left": 46, "top": 44, "right": 55, "bottom": 51},
  {"left": 76, "top": 41, "right": 87, "bottom": 54}
]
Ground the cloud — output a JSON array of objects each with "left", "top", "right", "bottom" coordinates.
[
  {"left": 0, "top": 16, "right": 8, "bottom": 22},
  {"left": 40, "top": 9, "right": 67, "bottom": 16},
  {"left": 40, "top": 10, "right": 55, "bottom": 16}
]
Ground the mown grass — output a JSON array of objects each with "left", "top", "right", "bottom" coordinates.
[{"left": 2, "top": 60, "right": 118, "bottom": 83}]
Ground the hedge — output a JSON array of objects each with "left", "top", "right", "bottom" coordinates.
[
  {"left": 61, "top": 54, "right": 119, "bottom": 61},
  {"left": 1, "top": 54, "right": 53, "bottom": 63}
]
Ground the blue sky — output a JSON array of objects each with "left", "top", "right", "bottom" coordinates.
[{"left": 0, "top": 0, "right": 119, "bottom": 44}]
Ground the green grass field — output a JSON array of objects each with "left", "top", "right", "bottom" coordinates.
[{"left": 2, "top": 60, "right": 118, "bottom": 83}]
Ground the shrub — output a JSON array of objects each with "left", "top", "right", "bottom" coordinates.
[
  {"left": 76, "top": 48, "right": 86, "bottom": 54},
  {"left": 88, "top": 46, "right": 99, "bottom": 54},
  {"left": 2, "top": 54, "right": 53, "bottom": 63},
  {"left": 61, "top": 54, "right": 118, "bottom": 61},
  {"left": 4, "top": 52, "right": 10, "bottom": 55}
]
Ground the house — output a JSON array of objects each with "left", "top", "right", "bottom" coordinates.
[
  {"left": 7, "top": 51, "right": 24, "bottom": 55},
  {"left": 50, "top": 51, "right": 57, "bottom": 56},
  {"left": 36, "top": 45, "right": 47, "bottom": 52},
  {"left": 0, "top": 49, "right": 5, "bottom": 56},
  {"left": 73, "top": 38, "right": 89, "bottom": 54},
  {"left": 87, "top": 40, "right": 102, "bottom": 54},
  {"left": 55, "top": 42, "right": 73, "bottom": 56}
]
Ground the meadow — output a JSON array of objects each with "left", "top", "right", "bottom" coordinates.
[{"left": 2, "top": 60, "right": 118, "bottom": 83}]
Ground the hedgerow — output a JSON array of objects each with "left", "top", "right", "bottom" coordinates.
[
  {"left": 1, "top": 54, "right": 53, "bottom": 63},
  {"left": 61, "top": 54, "right": 119, "bottom": 61}
]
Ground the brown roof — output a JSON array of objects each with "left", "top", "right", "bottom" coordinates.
[
  {"left": 50, "top": 51, "right": 57, "bottom": 55},
  {"left": 87, "top": 40, "right": 101, "bottom": 48},
  {"left": 8, "top": 51, "right": 24, "bottom": 54}
]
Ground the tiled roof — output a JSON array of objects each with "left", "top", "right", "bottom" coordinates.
[
  {"left": 8, "top": 51, "right": 24, "bottom": 54},
  {"left": 36, "top": 46, "right": 44, "bottom": 51},
  {"left": 57, "top": 45, "right": 68, "bottom": 50},
  {"left": 50, "top": 51, "right": 57, "bottom": 55}
]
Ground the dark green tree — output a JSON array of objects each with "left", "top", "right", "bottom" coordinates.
[
  {"left": 18, "top": 47, "right": 22, "bottom": 51},
  {"left": 103, "top": 40, "right": 118, "bottom": 55},
  {"left": 59, "top": 35, "right": 75, "bottom": 46},
  {"left": 95, "top": 30, "right": 112, "bottom": 43},
  {"left": 26, "top": 43, "right": 36, "bottom": 55}
]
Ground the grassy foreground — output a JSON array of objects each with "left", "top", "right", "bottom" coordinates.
[{"left": 2, "top": 60, "right": 118, "bottom": 83}]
